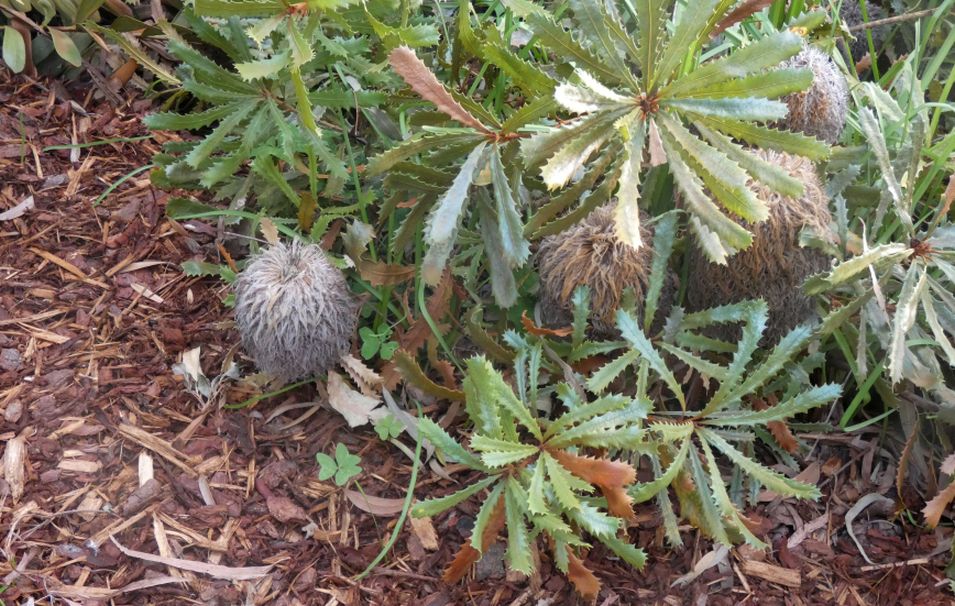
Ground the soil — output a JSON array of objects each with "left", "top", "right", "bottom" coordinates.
[{"left": 1, "top": 76, "right": 952, "bottom": 606}]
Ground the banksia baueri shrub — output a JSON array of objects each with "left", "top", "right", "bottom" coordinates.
[
  {"left": 781, "top": 47, "right": 849, "bottom": 144},
  {"left": 840, "top": 1, "right": 887, "bottom": 61},
  {"left": 537, "top": 206, "right": 674, "bottom": 337},
  {"left": 234, "top": 241, "right": 358, "bottom": 381},
  {"left": 685, "top": 150, "right": 832, "bottom": 342}
]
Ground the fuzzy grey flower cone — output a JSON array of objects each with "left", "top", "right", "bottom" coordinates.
[{"left": 233, "top": 241, "right": 358, "bottom": 381}]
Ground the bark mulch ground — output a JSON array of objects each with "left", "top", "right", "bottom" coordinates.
[{"left": 0, "top": 76, "right": 952, "bottom": 605}]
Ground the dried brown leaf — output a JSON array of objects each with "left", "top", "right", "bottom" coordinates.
[
  {"left": 388, "top": 46, "right": 490, "bottom": 134},
  {"left": 924, "top": 481, "right": 955, "bottom": 528},
  {"left": 267, "top": 495, "right": 308, "bottom": 523},
  {"left": 393, "top": 349, "right": 465, "bottom": 401},
  {"left": 520, "top": 310, "right": 573, "bottom": 337},
  {"left": 711, "top": 0, "right": 773, "bottom": 37},
  {"left": 551, "top": 449, "right": 637, "bottom": 488},
  {"left": 259, "top": 217, "right": 279, "bottom": 246},
  {"left": 2, "top": 426, "right": 32, "bottom": 503},
  {"left": 327, "top": 371, "right": 385, "bottom": 427},
  {"left": 444, "top": 493, "right": 506, "bottom": 583},
  {"left": 358, "top": 260, "right": 416, "bottom": 286},
  {"left": 344, "top": 489, "right": 405, "bottom": 516},
  {"left": 566, "top": 548, "right": 601, "bottom": 600},
  {"left": 409, "top": 515, "right": 440, "bottom": 550},
  {"left": 601, "top": 484, "right": 635, "bottom": 521},
  {"left": 110, "top": 537, "right": 272, "bottom": 581}
]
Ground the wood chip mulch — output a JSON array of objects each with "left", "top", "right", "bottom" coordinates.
[{"left": 0, "top": 75, "right": 952, "bottom": 606}]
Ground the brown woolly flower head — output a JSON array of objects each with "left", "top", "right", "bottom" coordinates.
[
  {"left": 537, "top": 206, "right": 674, "bottom": 337},
  {"left": 686, "top": 150, "right": 833, "bottom": 341},
  {"left": 234, "top": 240, "right": 358, "bottom": 381},
  {"left": 782, "top": 46, "right": 849, "bottom": 145}
]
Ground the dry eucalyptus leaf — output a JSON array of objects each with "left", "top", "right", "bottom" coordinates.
[
  {"left": 409, "top": 516, "right": 439, "bottom": 550},
  {"left": 259, "top": 217, "right": 279, "bottom": 245},
  {"left": 327, "top": 371, "right": 385, "bottom": 427}
]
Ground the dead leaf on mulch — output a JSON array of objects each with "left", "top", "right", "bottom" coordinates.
[
  {"left": 345, "top": 489, "right": 405, "bottom": 516},
  {"left": 327, "top": 370, "right": 385, "bottom": 427},
  {"left": 2, "top": 426, "right": 33, "bottom": 503},
  {"left": 409, "top": 515, "right": 439, "bottom": 550},
  {"left": 267, "top": 495, "right": 308, "bottom": 523}
]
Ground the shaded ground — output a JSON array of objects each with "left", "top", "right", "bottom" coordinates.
[{"left": 0, "top": 76, "right": 952, "bottom": 605}]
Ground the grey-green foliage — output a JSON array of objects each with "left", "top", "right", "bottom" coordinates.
[
  {"left": 508, "top": 0, "right": 831, "bottom": 264},
  {"left": 145, "top": 1, "right": 417, "bottom": 220},
  {"left": 807, "top": 56, "right": 955, "bottom": 405}
]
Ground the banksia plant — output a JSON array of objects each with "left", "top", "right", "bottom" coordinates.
[
  {"left": 685, "top": 150, "right": 833, "bottom": 341},
  {"left": 537, "top": 205, "right": 675, "bottom": 337},
  {"left": 234, "top": 241, "right": 358, "bottom": 381},
  {"left": 781, "top": 46, "right": 849, "bottom": 144},
  {"left": 511, "top": 0, "right": 830, "bottom": 264},
  {"left": 413, "top": 356, "right": 647, "bottom": 600}
]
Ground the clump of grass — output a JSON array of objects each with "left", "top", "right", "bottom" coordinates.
[
  {"left": 685, "top": 150, "right": 832, "bottom": 341},
  {"left": 233, "top": 241, "right": 358, "bottom": 381},
  {"left": 781, "top": 46, "right": 849, "bottom": 144}
]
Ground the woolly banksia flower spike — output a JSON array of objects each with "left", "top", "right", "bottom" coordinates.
[
  {"left": 781, "top": 46, "right": 849, "bottom": 145},
  {"left": 685, "top": 150, "right": 833, "bottom": 342},
  {"left": 537, "top": 205, "right": 677, "bottom": 338},
  {"left": 233, "top": 240, "right": 358, "bottom": 382}
]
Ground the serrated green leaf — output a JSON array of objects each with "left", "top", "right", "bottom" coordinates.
[
  {"left": 489, "top": 147, "right": 530, "bottom": 268},
  {"left": 235, "top": 51, "right": 290, "bottom": 80},
  {"left": 698, "top": 435, "right": 768, "bottom": 549},
  {"left": 665, "top": 31, "right": 805, "bottom": 97},
  {"left": 600, "top": 533, "right": 647, "bottom": 569},
  {"left": 613, "top": 113, "right": 646, "bottom": 247},
  {"left": 184, "top": 103, "right": 256, "bottom": 168},
  {"left": 525, "top": 11, "right": 624, "bottom": 86},
  {"left": 546, "top": 393, "right": 631, "bottom": 439},
  {"left": 528, "top": 460, "right": 548, "bottom": 515},
  {"left": 568, "top": 0, "right": 630, "bottom": 82},
  {"left": 471, "top": 435, "right": 538, "bottom": 467},
  {"left": 145, "top": 102, "right": 248, "bottom": 132},
  {"left": 686, "top": 444, "right": 732, "bottom": 545},
  {"left": 643, "top": 210, "right": 679, "bottom": 331},
  {"left": 422, "top": 141, "right": 487, "bottom": 284},
  {"left": 652, "top": 0, "right": 722, "bottom": 88},
  {"left": 471, "top": 482, "right": 506, "bottom": 552},
  {"left": 677, "top": 68, "right": 812, "bottom": 101},
  {"left": 470, "top": 355, "right": 543, "bottom": 440},
  {"left": 724, "top": 324, "right": 814, "bottom": 401},
  {"left": 617, "top": 309, "right": 686, "bottom": 408},
  {"left": 701, "top": 300, "right": 768, "bottom": 415},
  {"left": 698, "top": 116, "right": 830, "bottom": 160},
  {"left": 700, "top": 428, "right": 821, "bottom": 499},
  {"left": 542, "top": 451, "right": 582, "bottom": 510},
  {"left": 412, "top": 476, "right": 499, "bottom": 517},
  {"left": 547, "top": 400, "right": 649, "bottom": 449},
  {"left": 634, "top": 0, "right": 676, "bottom": 88},
  {"left": 504, "top": 477, "right": 534, "bottom": 575},
  {"left": 586, "top": 350, "right": 640, "bottom": 394},
  {"left": 566, "top": 500, "right": 619, "bottom": 538},
  {"left": 803, "top": 243, "right": 912, "bottom": 295},
  {"left": 630, "top": 437, "right": 690, "bottom": 502},
  {"left": 417, "top": 418, "right": 483, "bottom": 469},
  {"left": 889, "top": 264, "right": 927, "bottom": 384},
  {"left": 659, "top": 130, "right": 751, "bottom": 262},
  {"left": 704, "top": 383, "right": 841, "bottom": 427},
  {"left": 695, "top": 124, "right": 803, "bottom": 198},
  {"left": 658, "top": 112, "right": 767, "bottom": 224}
]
